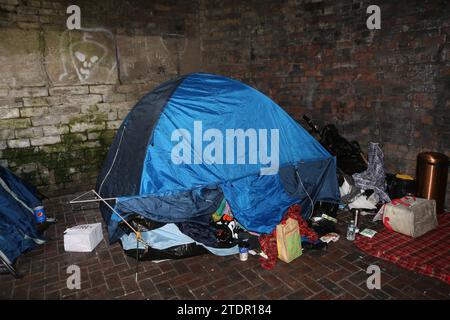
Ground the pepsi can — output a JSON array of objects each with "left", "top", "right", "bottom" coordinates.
[{"left": 33, "top": 206, "right": 46, "bottom": 224}]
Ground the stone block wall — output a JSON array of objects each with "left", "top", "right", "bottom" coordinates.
[{"left": 0, "top": 0, "right": 202, "bottom": 195}]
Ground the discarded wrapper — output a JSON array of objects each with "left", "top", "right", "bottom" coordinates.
[
  {"left": 249, "top": 250, "right": 268, "bottom": 259},
  {"left": 321, "top": 214, "right": 337, "bottom": 223},
  {"left": 320, "top": 232, "right": 340, "bottom": 243},
  {"left": 359, "top": 228, "right": 377, "bottom": 238}
]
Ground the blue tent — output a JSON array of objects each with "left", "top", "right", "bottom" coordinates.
[
  {"left": 97, "top": 73, "right": 339, "bottom": 244},
  {"left": 0, "top": 166, "right": 45, "bottom": 269}
]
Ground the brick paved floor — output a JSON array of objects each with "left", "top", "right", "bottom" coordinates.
[{"left": 1, "top": 192, "right": 449, "bottom": 300}]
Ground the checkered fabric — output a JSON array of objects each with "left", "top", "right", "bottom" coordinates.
[{"left": 354, "top": 213, "right": 450, "bottom": 284}]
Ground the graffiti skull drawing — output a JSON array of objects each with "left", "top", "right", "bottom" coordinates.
[
  {"left": 74, "top": 51, "right": 99, "bottom": 80},
  {"left": 71, "top": 40, "right": 107, "bottom": 82},
  {"left": 58, "top": 28, "right": 117, "bottom": 84}
]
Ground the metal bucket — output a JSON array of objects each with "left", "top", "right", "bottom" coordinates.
[{"left": 416, "top": 152, "right": 449, "bottom": 213}]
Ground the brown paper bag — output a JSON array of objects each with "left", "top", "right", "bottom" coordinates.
[{"left": 276, "top": 218, "right": 302, "bottom": 263}]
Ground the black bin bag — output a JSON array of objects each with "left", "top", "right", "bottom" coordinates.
[
  {"left": 118, "top": 214, "right": 210, "bottom": 261},
  {"left": 124, "top": 243, "right": 209, "bottom": 261},
  {"left": 319, "top": 124, "right": 367, "bottom": 175},
  {"left": 301, "top": 116, "right": 367, "bottom": 175},
  {"left": 385, "top": 173, "right": 416, "bottom": 199}
]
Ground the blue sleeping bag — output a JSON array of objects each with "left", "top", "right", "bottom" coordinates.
[{"left": 0, "top": 166, "right": 45, "bottom": 264}]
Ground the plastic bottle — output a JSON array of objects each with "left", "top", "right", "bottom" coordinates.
[{"left": 346, "top": 220, "right": 356, "bottom": 241}]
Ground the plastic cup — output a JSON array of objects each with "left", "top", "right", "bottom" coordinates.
[{"left": 238, "top": 241, "right": 249, "bottom": 261}]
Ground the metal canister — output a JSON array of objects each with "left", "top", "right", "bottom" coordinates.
[{"left": 416, "top": 152, "right": 449, "bottom": 213}]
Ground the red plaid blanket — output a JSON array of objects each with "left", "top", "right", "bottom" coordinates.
[{"left": 354, "top": 214, "right": 450, "bottom": 284}]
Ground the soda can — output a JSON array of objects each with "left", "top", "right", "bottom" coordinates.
[{"left": 33, "top": 206, "right": 46, "bottom": 224}]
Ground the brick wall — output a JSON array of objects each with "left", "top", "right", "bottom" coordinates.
[
  {"left": 199, "top": 0, "right": 450, "bottom": 209},
  {"left": 0, "top": 0, "right": 202, "bottom": 195},
  {"left": 1, "top": 0, "right": 449, "bottom": 208}
]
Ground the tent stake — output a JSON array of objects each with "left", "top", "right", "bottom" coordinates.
[
  {"left": 135, "top": 231, "right": 142, "bottom": 283},
  {"left": 135, "top": 240, "right": 139, "bottom": 282}
]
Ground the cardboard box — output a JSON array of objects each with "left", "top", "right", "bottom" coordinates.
[{"left": 64, "top": 223, "right": 103, "bottom": 252}]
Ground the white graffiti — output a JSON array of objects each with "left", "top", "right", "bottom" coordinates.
[
  {"left": 74, "top": 51, "right": 99, "bottom": 79},
  {"left": 161, "top": 33, "right": 188, "bottom": 57},
  {"left": 161, "top": 33, "right": 188, "bottom": 74},
  {"left": 118, "top": 35, "right": 180, "bottom": 79},
  {"left": 58, "top": 28, "right": 117, "bottom": 83}
]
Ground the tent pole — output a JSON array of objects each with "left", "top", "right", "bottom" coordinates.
[
  {"left": 69, "top": 197, "right": 118, "bottom": 204},
  {"left": 69, "top": 190, "right": 117, "bottom": 204},
  {"left": 70, "top": 190, "right": 150, "bottom": 248}
]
